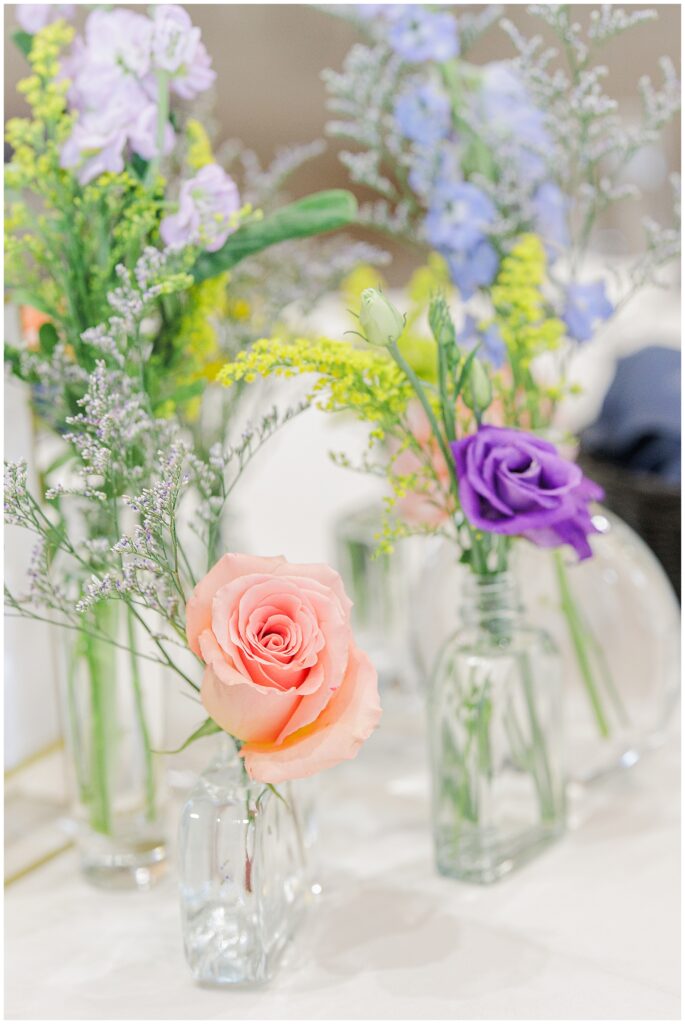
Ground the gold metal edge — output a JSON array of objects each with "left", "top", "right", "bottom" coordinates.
[
  {"left": 4, "top": 839, "right": 73, "bottom": 888},
  {"left": 4, "top": 738, "right": 64, "bottom": 780}
]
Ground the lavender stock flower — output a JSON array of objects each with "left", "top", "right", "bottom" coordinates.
[
  {"left": 452, "top": 426, "right": 604, "bottom": 560},
  {"left": 151, "top": 4, "right": 216, "bottom": 98},
  {"left": 160, "top": 163, "right": 241, "bottom": 252},
  {"left": 563, "top": 281, "right": 614, "bottom": 342},
  {"left": 59, "top": 5, "right": 213, "bottom": 183},
  {"left": 16, "top": 3, "right": 74, "bottom": 32}
]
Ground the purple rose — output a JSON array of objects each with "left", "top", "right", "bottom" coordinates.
[
  {"left": 160, "top": 164, "right": 240, "bottom": 252},
  {"left": 451, "top": 426, "right": 604, "bottom": 560}
]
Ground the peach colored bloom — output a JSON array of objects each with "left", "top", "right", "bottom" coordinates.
[
  {"left": 186, "top": 553, "right": 381, "bottom": 783},
  {"left": 20, "top": 306, "right": 51, "bottom": 351},
  {"left": 392, "top": 401, "right": 454, "bottom": 526}
]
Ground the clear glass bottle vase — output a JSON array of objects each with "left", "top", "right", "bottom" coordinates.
[
  {"left": 59, "top": 603, "right": 167, "bottom": 888},
  {"left": 178, "top": 737, "right": 308, "bottom": 987},
  {"left": 415, "top": 508, "right": 680, "bottom": 784},
  {"left": 429, "top": 572, "right": 566, "bottom": 884}
]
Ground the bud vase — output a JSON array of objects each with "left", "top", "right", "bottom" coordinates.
[
  {"left": 415, "top": 508, "right": 680, "bottom": 784},
  {"left": 429, "top": 572, "right": 566, "bottom": 884},
  {"left": 178, "top": 737, "right": 308, "bottom": 987},
  {"left": 59, "top": 603, "right": 167, "bottom": 888}
]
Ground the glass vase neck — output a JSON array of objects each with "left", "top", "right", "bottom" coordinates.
[{"left": 460, "top": 571, "right": 521, "bottom": 629}]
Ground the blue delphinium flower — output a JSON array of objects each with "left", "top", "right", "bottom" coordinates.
[
  {"left": 563, "top": 281, "right": 613, "bottom": 342},
  {"left": 458, "top": 315, "right": 506, "bottom": 368},
  {"left": 408, "top": 142, "right": 461, "bottom": 199},
  {"left": 533, "top": 182, "right": 569, "bottom": 258},
  {"left": 446, "top": 239, "right": 499, "bottom": 300},
  {"left": 388, "top": 5, "right": 459, "bottom": 63},
  {"left": 477, "top": 62, "right": 550, "bottom": 185},
  {"left": 394, "top": 80, "right": 452, "bottom": 147},
  {"left": 425, "top": 182, "right": 496, "bottom": 252}
]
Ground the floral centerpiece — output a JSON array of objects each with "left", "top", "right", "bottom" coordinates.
[
  {"left": 319, "top": 2, "right": 680, "bottom": 772},
  {"left": 5, "top": 7, "right": 384, "bottom": 983},
  {"left": 4, "top": 4, "right": 372, "bottom": 886},
  {"left": 216, "top": 281, "right": 605, "bottom": 879}
]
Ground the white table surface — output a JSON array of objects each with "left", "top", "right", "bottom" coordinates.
[{"left": 5, "top": 693, "right": 680, "bottom": 1021}]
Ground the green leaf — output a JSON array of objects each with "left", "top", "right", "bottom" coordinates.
[
  {"left": 39, "top": 322, "right": 59, "bottom": 355},
  {"left": 13, "top": 30, "right": 33, "bottom": 57},
  {"left": 129, "top": 153, "right": 149, "bottom": 180},
  {"left": 4, "top": 345, "right": 26, "bottom": 380},
  {"left": 454, "top": 344, "right": 482, "bottom": 400},
  {"left": 154, "top": 717, "right": 222, "bottom": 755},
  {"left": 192, "top": 190, "right": 358, "bottom": 283}
]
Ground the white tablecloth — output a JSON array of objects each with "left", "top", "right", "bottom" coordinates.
[{"left": 5, "top": 695, "right": 680, "bottom": 1021}]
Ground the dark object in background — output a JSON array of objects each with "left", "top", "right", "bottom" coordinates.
[{"left": 579, "top": 346, "right": 681, "bottom": 599}]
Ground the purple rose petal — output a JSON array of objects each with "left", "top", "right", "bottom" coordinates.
[{"left": 452, "top": 426, "right": 604, "bottom": 560}]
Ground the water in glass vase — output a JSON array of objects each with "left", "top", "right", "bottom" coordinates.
[
  {"left": 178, "top": 738, "right": 308, "bottom": 987},
  {"left": 60, "top": 603, "right": 167, "bottom": 889},
  {"left": 429, "top": 572, "right": 566, "bottom": 884}
]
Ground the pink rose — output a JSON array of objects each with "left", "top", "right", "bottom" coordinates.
[{"left": 186, "top": 554, "right": 382, "bottom": 784}]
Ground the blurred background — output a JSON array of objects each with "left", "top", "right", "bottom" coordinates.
[
  {"left": 3, "top": 4, "right": 681, "bottom": 818},
  {"left": 4, "top": 4, "right": 681, "bottom": 281}
]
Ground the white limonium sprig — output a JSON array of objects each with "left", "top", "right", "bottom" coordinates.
[{"left": 4, "top": 248, "right": 310, "bottom": 691}]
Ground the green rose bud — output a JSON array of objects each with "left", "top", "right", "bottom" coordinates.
[
  {"left": 463, "top": 357, "right": 492, "bottom": 416},
  {"left": 359, "top": 288, "right": 405, "bottom": 348},
  {"left": 428, "top": 295, "right": 456, "bottom": 350}
]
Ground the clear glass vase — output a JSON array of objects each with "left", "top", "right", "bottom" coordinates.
[
  {"left": 178, "top": 738, "right": 308, "bottom": 987},
  {"left": 415, "top": 508, "right": 680, "bottom": 784},
  {"left": 429, "top": 572, "right": 566, "bottom": 884},
  {"left": 59, "top": 603, "right": 167, "bottom": 888},
  {"left": 334, "top": 502, "right": 416, "bottom": 696}
]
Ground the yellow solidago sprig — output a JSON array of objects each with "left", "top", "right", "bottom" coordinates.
[
  {"left": 152, "top": 271, "right": 232, "bottom": 419},
  {"left": 490, "top": 234, "right": 565, "bottom": 365},
  {"left": 5, "top": 20, "right": 74, "bottom": 191},
  {"left": 218, "top": 336, "right": 414, "bottom": 442},
  {"left": 185, "top": 119, "right": 215, "bottom": 171}
]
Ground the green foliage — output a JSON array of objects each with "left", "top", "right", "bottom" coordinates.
[{"left": 192, "top": 190, "right": 359, "bottom": 283}]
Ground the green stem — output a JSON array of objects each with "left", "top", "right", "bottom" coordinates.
[
  {"left": 553, "top": 550, "right": 611, "bottom": 739},
  {"left": 125, "top": 605, "right": 157, "bottom": 823},
  {"left": 390, "top": 341, "right": 489, "bottom": 575},
  {"left": 147, "top": 71, "right": 170, "bottom": 184},
  {"left": 518, "top": 651, "right": 557, "bottom": 823},
  {"left": 82, "top": 624, "right": 112, "bottom": 835}
]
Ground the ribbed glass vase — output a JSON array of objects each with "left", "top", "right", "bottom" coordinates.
[{"left": 178, "top": 738, "right": 308, "bottom": 987}]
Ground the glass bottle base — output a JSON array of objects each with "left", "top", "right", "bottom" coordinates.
[
  {"left": 183, "top": 900, "right": 304, "bottom": 987},
  {"left": 80, "top": 836, "right": 168, "bottom": 890},
  {"left": 435, "top": 820, "right": 565, "bottom": 885}
]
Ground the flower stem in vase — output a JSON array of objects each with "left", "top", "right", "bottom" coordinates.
[{"left": 553, "top": 549, "right": 629, "bottom": 739}]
